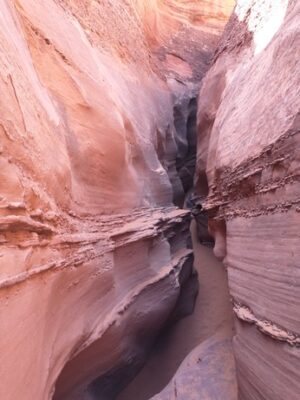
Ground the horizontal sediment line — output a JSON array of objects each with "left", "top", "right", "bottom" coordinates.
[{"left": 233, "top": 301, "right": 300, "bottom": 347}]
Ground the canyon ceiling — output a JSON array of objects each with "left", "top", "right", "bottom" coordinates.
[{"left": 0, "top": 1, "right": 299, "bottom": 400}]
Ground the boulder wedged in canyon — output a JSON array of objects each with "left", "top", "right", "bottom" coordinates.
[
  {"left": 0, "top": 1, "right": 235, "bottom": 400},
  {"left": 150, "top": 336, "right": 237, "bottom": 400},
  {"left": 196, "top": 0, "right": 300, "bottom": 398}
]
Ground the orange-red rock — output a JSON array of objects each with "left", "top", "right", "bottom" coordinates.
[
  {"left": 196, "top": 1, "right": 300, "bottom": 399},
  {"left": 0, "top": 1, "right": 234, "bottom": 399}
]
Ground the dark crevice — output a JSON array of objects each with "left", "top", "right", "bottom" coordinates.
[{"left": 174, "top": 96, "right": 198, "bottom": 206}]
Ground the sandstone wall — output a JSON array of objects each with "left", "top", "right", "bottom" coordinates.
[
  {"left": 0, "top": 1, "right": 234, "bottom": 399},
  {"left": 196, "top": 1, "right": 300, "bottom": 398}
]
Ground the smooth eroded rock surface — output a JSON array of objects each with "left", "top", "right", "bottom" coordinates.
[
  {"left": 150, "top": 336, "right": 237, "bottom": 400},
  {"left": 0, "top": 1, "right": 234, "bottom": 399},
  {"left": 195, "top": 1, "right": 300, "bottom": 398}
]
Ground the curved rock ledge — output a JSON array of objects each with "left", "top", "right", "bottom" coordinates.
[{"left": 233, "top": 303, "right": 300, "bottom": 347}]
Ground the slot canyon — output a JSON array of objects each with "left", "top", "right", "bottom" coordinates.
[{"left": 0, "top": 1, "right": 299, "bottom": 399}]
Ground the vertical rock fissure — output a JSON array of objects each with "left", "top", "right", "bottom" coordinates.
[{"left": 116, "top": 93, "right": 236, "bottom": 399}]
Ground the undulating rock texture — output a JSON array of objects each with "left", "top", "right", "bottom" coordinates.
[
  {"left": 0, "top": 1, "right": 235, "bottom": 400},
  {"left": 196, "top": 0, "right": 300, "bottom": 398}
]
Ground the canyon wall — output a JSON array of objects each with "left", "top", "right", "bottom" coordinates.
[
  {"left": 0, "top": 1, "right": 234, "bottom": 399},
  {"left": 196, "top": 0, "right": 300, "bottom": 398}
]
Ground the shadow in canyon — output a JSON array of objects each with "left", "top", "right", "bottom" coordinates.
[{"left": 117, "top": 221, "right": 234, "bottom": 400}]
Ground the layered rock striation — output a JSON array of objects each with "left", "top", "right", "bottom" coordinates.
[
  {"left": 0, "top": 1, "right": 234, "bottom": 399},
  {"left": 196, "top": 1, "right": 300, "bottom": 398}
]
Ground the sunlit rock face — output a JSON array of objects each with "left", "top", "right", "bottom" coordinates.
[
  {"left": 138, "top": 0, "right": 236, "bottom": 204},
  {"left": 196, "top": 1, "right": 300, "bottom": 398},
  {"left": 0, "top": 1, "right": 234, "bottom": 400}
]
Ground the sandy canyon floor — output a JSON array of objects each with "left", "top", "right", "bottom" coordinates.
[{"left": 118, "top": 221, "right": 234, "bottom": 399}]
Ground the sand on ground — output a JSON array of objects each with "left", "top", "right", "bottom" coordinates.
[{"left": 117, "top": 221, "right": 234, "bottom": 400}]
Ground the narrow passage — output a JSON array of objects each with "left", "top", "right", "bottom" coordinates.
[{"left": 117, "top": 221, "right": 234, "bottom": 400}]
